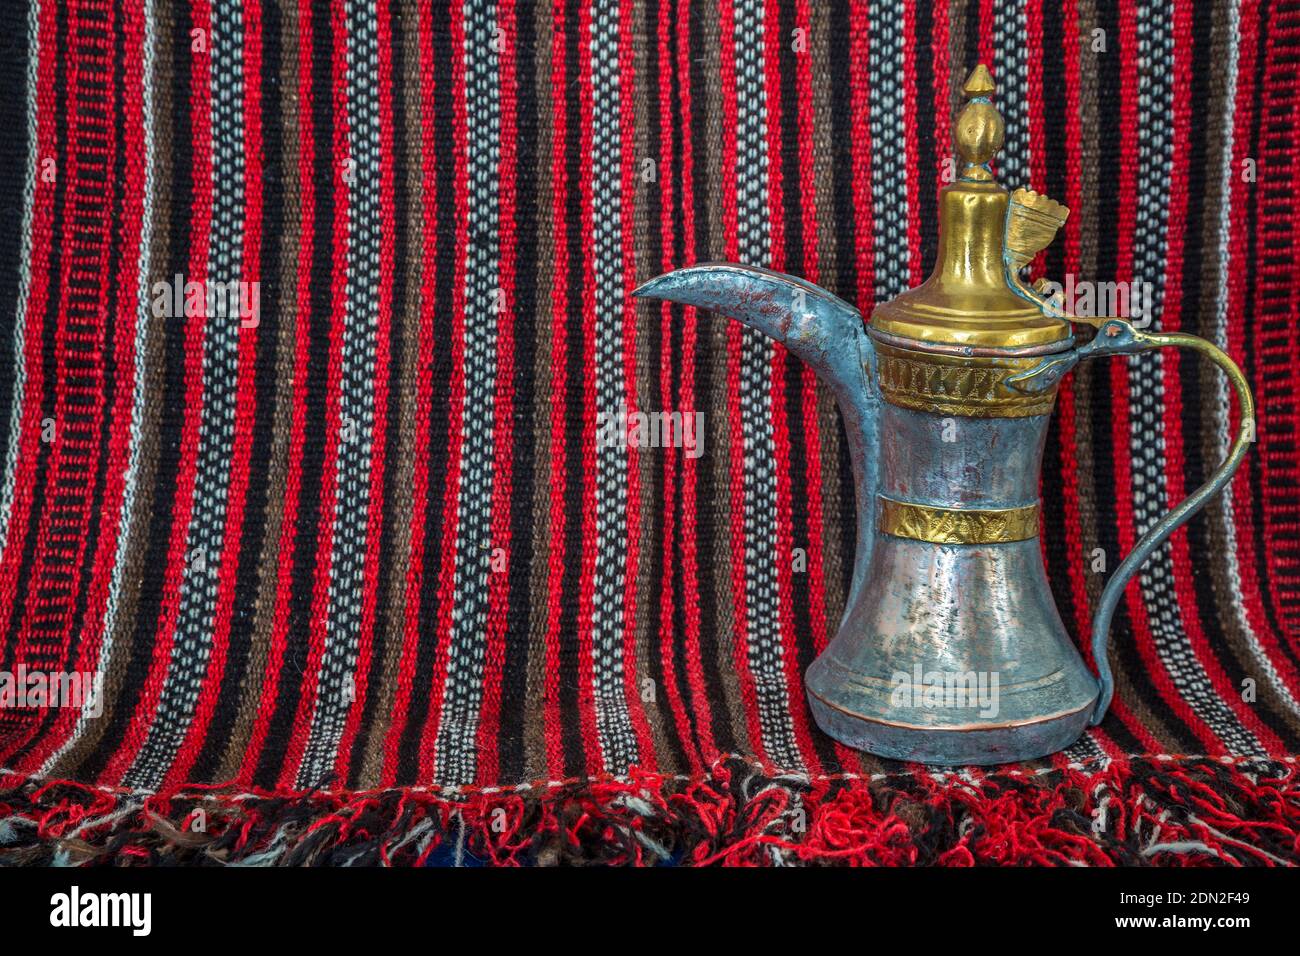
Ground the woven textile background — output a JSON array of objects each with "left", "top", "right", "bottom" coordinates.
[{"left": 0, "top": 0, "right": 1298, "bottom": 804}]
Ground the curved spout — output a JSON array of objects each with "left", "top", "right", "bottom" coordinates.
[
  {"left": 634, "top": 263, "right": 870, "bottom": 407},
  {"left": 634, "top": 262, "right": 880, "bottom": 620}
]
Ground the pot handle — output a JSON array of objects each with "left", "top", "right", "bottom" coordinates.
[{"left": 1077, "top": 319, "right": 1255, "bottom": 725}]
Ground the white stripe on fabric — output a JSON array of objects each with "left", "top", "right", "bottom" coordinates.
[
  {"left": 0, "top": 0, "right": 42, "bottom": 556},
  {"left": 433, "top": 0, "right": 502, "bottom": 788},
  {"left": 297, "top": 0, "right": 386, "bottom": 788},
  {"left": 589, "top": 0, "right": 640, "bottom": 775},
  {"left": 734, "top": 0, "right": 801, "bottom": 769},
  {"left": 865, "top": 0, "right": 908, "bottom": 302}
]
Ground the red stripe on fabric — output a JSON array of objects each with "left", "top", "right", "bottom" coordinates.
[
  {"left": 978, "top": 0, "right": 995, "bottom": 65},
  {"left": 674, "top": 0, "right": 714, "bottom": 764},
  {"left": 1253, "top": 5, "right": 1300, "bottom": 631},
  {"left": 381, "top": 0, "right": 439, "bottom": 786},
  {"left": 474, "top": 0, "right": 518, "bottom": 784},
  {"left": 902, "top": 1, "right": 920, "bottom": 281},
  {"left": 240, "top": 0, "right": 317, "bottom": 783},
  {"left": 653, "top": 0, "right": 700, "bottom": 772},
  {"left": 415, "top": 0, "right": 469, "bottom": 783},
  {"left": 102, "top": 0, "right": 214, "bottom": 786},
  {"left": 575, "top": 0, "right": 605, "bottom": 775},
  {"left": 334, "top": 0, "right": 396, "bottom": 783},
  {"left": 658, "top": 0, "right": 696, "bottom": 768},
  {"left": 848, "top": 1, "right": 873, "bottom": 309},
  {"left": 540, "top": 0, "right": 571, "bottom": 779},
  {"left": 166, "top": 0, "right": 266, "bottom": 787},
  {"left": 764, "top": 0, "right": 820, "bottom": 774},
  {"left": 277, "top": 0, "right": 351, "bottom": 789},
  {"left": 931, "top": 0, "right": 951, "bottom": 198}
]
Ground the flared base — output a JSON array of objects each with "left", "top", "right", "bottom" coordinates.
[{"left": 807, "top": 686, "right": 1095, "bottom": 766}]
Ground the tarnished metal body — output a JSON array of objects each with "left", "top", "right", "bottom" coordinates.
[
  {"left": 805, "top": 400, "right": 1100, "bottom": 764},
  {"left": 633, "top": 66, "right": 1254, "bottom": 764}
]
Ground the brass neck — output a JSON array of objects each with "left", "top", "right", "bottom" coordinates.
[
  {"left": 932, "top": 182, "right": 1009, "bottom": 295},
  {"left": 867, "top": 64, "right": 1072, "bottom": 352}
]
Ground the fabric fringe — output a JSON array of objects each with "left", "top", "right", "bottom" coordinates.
[{"left": 1, "top": 756, "right": 1298, "bottom": 866}]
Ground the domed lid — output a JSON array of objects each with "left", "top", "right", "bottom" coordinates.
[{"left": 869, "top": 65, "right": 1073, "bottom": 352}]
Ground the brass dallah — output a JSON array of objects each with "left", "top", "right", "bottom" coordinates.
[{"left": 635, "top": 65, "right": 1254, "bottom": 764}]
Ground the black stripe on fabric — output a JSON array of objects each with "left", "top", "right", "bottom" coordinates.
[
  {"left": 826, "top": 0, "right": 855, "bottom": 308},
  {"left": 688, "top": 0, "right": 738, "bottom": 756},
  {"left": 665, "top": 0, "right": 696, "bottom": 770},
  {"left": 192, "top": 0, "right": 286, "bottom": 782},
  {"left": 77, "top": 2, "right": 190, "bottom": 780},
  {"left": 557, "top": 0, "right": 588, "bottom": 777},
  {"left": 666, "top": 0, "right": 699, "bottom": 769},
  {"left": 962, "top": 2, "right": 980, "bottom": 82},
  {"left": 914, "top": 0, "right": 938, "bottom": 275},
  {"left": 825, "top": 0, "right": 857, "bottom": 624},
  {"left": 0, "top": 0, "right": 35, "bottom": 691},
  {"left": 0, "top": 1, "right": 31, "bottom": 490},
  {"left": 640, "top": 0, "right": 673, "bottom": 770},
  {"left": 254, "top": 0, "right": 335, "bottom": 786},
  {"left": 496, "top": 0, "right": 541, "bottom": 784},
  {"left": 395, "top": 0, "right": 457, "bottom": 784},
  {"left": 1037, "top": 0, "right": 1080, "bottom": 673}
]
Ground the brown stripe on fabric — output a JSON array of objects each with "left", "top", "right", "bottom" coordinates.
[
  {"left": 947, "top": 0, "right": 969, "bottom": 114},
  {"left": 57, "top": 0, "right": 177, "bottom": 777},
  {"left": 355, "top": 2, "right": 425, "bottom": 789},
  {"left": 1070, "top": 0, "right": 1106, "bottom": 665},
  {"left": 215, "top": 0, "right": 301, "bottom": 782},
  {"left": 809, "top": 0, "right": 848, "bottom": 638},
  {"left": 693, "top": 0, "right": 749, "bottom": 755},
  {"left": 629, "top": 0, "right": 675, "bottom": 770},
  {"left": 522, "top": 0, "right": 557, "bottom": 783}
]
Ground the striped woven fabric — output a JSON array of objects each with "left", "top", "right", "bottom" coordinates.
[{"left": 0, "top": 0, "right": 1299, "bottom": 865}]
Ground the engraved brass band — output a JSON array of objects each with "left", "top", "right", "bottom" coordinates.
[
  {"left": 874, "top": 340, "right": 1060, "bottom": 418},
  {"left": 878, "top": 496, "right": 1040, "bottom": 544}
]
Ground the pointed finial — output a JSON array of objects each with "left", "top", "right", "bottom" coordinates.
[
  {"left": 962, "top": 63, "right": 996, "bottom": 99},
  {"left": 954, "top": 64, "right": 1003, "bottom": 182}
]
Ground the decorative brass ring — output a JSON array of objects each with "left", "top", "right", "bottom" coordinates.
[
  {"left": 873, "top": 340, "right": 1059, "bottom": 419},
  {"left": 878, "top": 496, "right": 1040, "bottom": 544}
]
